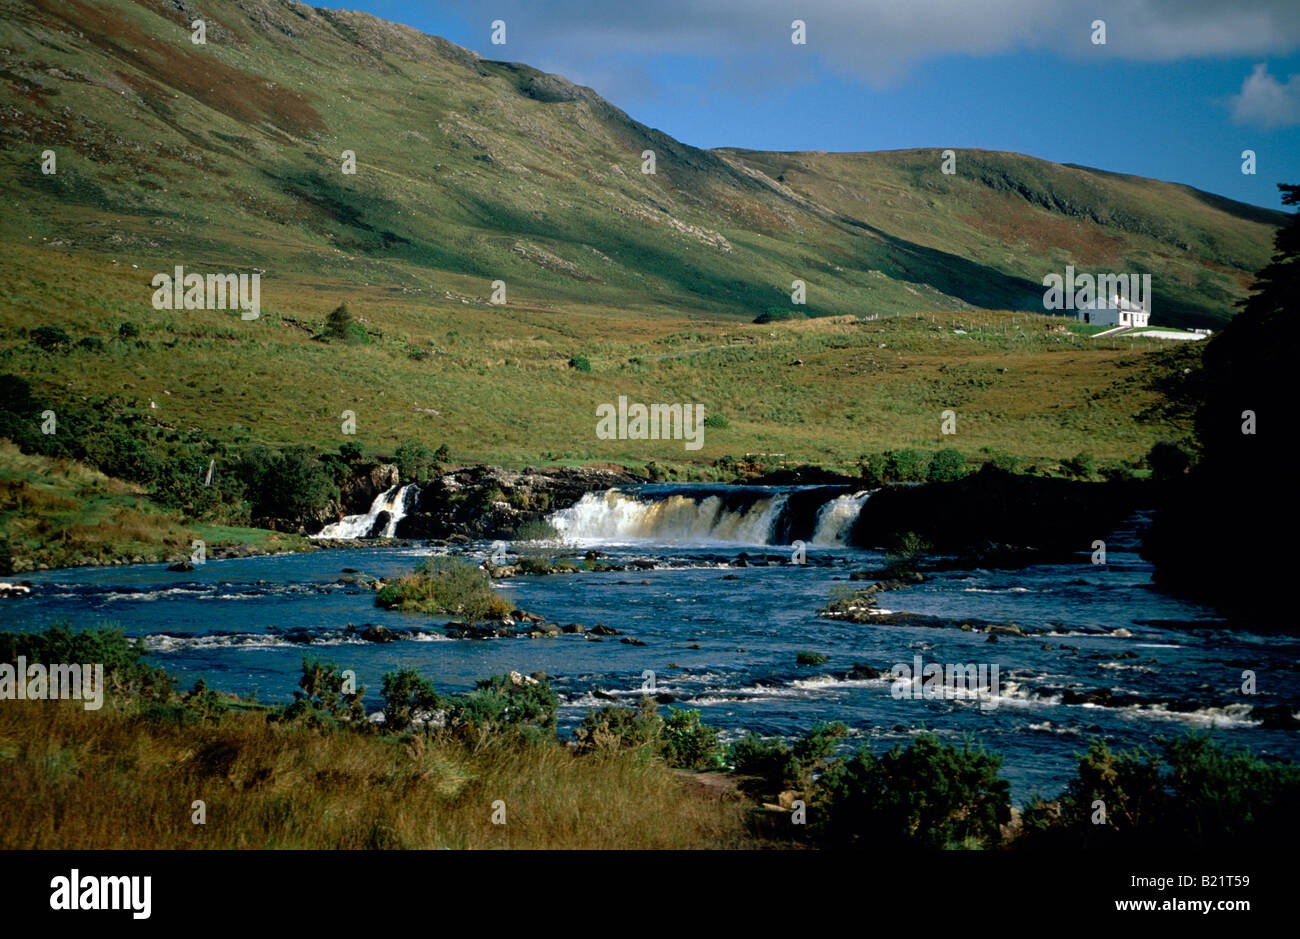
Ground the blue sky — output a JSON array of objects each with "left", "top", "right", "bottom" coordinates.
[{"left": 336, "top": 1, "right": 1300, "bottom": 209}]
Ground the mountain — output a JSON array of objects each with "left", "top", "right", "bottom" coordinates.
[{"left": 0, "top": 0, "right": 1284, "bottom": 330}]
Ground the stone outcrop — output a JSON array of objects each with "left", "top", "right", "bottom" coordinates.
[{"left": 396, "top": 465, "right": 643, "bottom": 540}]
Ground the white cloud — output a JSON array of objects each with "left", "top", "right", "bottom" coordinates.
[
  {"left": 436, "top": 0, "right": 1300, "bottom": 91},
  {"left": 1229, "top": 63, "right": 1300, "bottom": 128}
]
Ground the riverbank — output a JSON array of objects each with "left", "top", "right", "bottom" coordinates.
[{"left": 2, "top": 625, "right": 1294, "bottom": 850}]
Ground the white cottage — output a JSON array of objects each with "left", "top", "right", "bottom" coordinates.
[{"left": 1078, "top": 293, "right": 1150, "bottom": 328}]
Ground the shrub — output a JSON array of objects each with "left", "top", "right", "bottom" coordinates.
[
  {"left": 985, "top": 449, "right": 1022, "bottom": 474},
  {"left": 446, "top": 672, "right": 558, "bottom": 745},
  {"left": 884, "top": 530, "right": 931, "bottom": 561},
  {"left": 731, "top": 722, "right": 848, "bottom": 792},
  {"left": 793, "top": 721, "right": 849, "bottom": 769},
  {"left": 29, "top": 325, "right": 72, "bottom": 352},
  {"left": 0, "top": 624, "right": 175, "bottom": 702},
  {"left": 394, "top": 440, "right": 436, "bottom": 482},
  {"left": 180, "top": 678, "right": 226, "bottom": 724},
  {"left": 293, "top": 657, "right": 366, "bottom": 723},
  {"left": 660, "top": 707, "right": 726, "bottom": 770},
  {"left": 117, "top": 322, "right": 140, "bottom": 340},
  {"left": 703, "top": 413, "right": 729, "bottom": 429},
  {"left": 856, "top": 454, "right": 885, "bottom": 488},
  {"left": 753, "top": 307, "right": 806, "bottom": 324},
  {"left": 1147, "top": 440, "right": 1192, "bottom": 483},
  {"left": 573, "top": 697, "right": 663, "bottom": 758},
  {"left": 511, "top": 518, "right": 559, "bottom": 542},
  {"left": 338, "top": 442, "right": 365, "bottom": 464},
  {"left": 926, "top": 448, "right": 967, "bottom": 482},
  {"left": 375, "top": 556, "right": 512, "bottom": 623},
  {"left": 796, "top": 651, "right": 828, "bottom": 666},
  {"left": 234, "top": 446, "right": 334, "bottom": 519},
  {"left": 1062, "top": 451, "right": 1097, "bottom": 479},
  {"left": 1021, "top": 735, "right": 1300, "bottom": 849},
  {"left": 731, "top": 734, "right": 800, "bottom": 790},
  {"left": 379, "top": 668, "right": 440, "bottom": 732},
  {"left": 324, "top": 303, "right": 353, "bottom": 341},
  {"left": 345, "top": 321, "right": 369, "bottom": 344},
  {"left": 814, "top": 735, "right": 1011, "bottom": 849},
  {"left": 568, "top": 354, "right": 591, "bottom": 372},
  {"left": 882, "top": 448, "right": 929, "bottom": 482}
]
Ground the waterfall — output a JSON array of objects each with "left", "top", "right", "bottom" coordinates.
[
  {"left": 809, "top": 490, "right": 872, "bottom": 545},
  {"left": 548, "top": 488, "right": 791, "bottom": 546},
  {"left": 314, "top": 484, "right": 418, "bottom": 539}
]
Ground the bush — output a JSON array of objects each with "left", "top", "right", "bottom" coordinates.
[
  {"left": 814, "top": 735, "right": 1011, "bottom": 849},
  {"left": 985, "top": 449, "right": 1022, "bottom": 474},
  {"left": 338, "top": 441, "right": 365, "bottom": 464},
  {"left": 0, "top": 624, "right": 175, "bottom": 702},
  {"left": 379, "top": 668, "right": 440, "bottom": 732},
  {"left": 731, "top": 721, "right": 848, "bottom": 792},
  {"left": 234, "top": 446, "right": 334, "bottom": 519},
  {"left": 294, "top": 657, "right": 366, "bottom": 723},
  {"left": 926, "top": 448, "right": 967, "bottom": 482},
  {"left": 731, "top": 734, "right": 800, "bottom": 789},
  {"left": 568, "top": 354, "right": 591, "bottom": 372},
  {"left": 375, "top": 556, "right": 512, "bottom": 623},
  {"left": 324, "top": 303, "right": 353, "bottom": 341},
  {"left": 573, "top": 697, "right": 663, "bottom": 758},
  {"left": 753, "top": 307, "right": 806, "bottom": 324},
  {"left": 1021, "top": 735, "right": 1300, "bottom": 849},
  {"left": 856, "top": 454, "right": 885, "bottom": 488},
  {"left": 1147, "top": 440, "right": 1192, "bottom": 483},
  {"left": 884, "top": 530, "right": 931, "bottom": 560},
  {"left": 703, "top": 413, "right": 729, "bottom": 429},
  {"left": 1062, "top": 451, "right": 1097, "bottom": 479},
  {"left": 793, "top": 721, "right": 849, "bottom": 769},
  {"left": 446, "top": 672, "right": 558, "bottom": 745},
  {"left": 117, "top": 322, "right": 140, "bottom": 340},
  {"left": 796, "top": 651, "right": 828, "bottom": 666},
  {"left": 29, "top": 325, "right": 72, "bottom": 352},
  {"left": 511, "top": 518, "right": 559, "bottom": 541},
  {"left": 882, "top": 448, "right": 929, "bottom": 482},
  {"left": 394, "top": 439, "right": 436, "bottom": 482},
  {"left": 660, "top": 707, "right": 726, "bottom": 770}
]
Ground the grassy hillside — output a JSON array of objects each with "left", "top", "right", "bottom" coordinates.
[
  {"left": 0, "top": 440, "right": 306, "bottom": 571},
  {"left": 0, "top": 0, "right": 1280, "bottom": 328},
  {"left": 0, "top": 0, "right": 1261, "bottom": 496}
]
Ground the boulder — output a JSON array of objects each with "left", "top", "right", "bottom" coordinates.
[{"left": 361, "top": 625, "right": 395, "bottom": 643}]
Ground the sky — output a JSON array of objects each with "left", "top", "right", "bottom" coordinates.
[{"left": 330, "top": 1, "right": 1300, "bottom": 209}]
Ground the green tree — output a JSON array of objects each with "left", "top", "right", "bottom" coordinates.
[
  {"left": 1144, "top": 183, "right": 1297, "bottom": 615},
  {"left": 380, "top": 668, "right": 439, "bottom": 731},
  {"left": 926, "top": 448, "right": 967, "bottom": 482},
  {"left": 324, "top": 303, "right": 353, "bottom": 341},
  {"left": 394, "top": 439, "right": 435, "bottom": 481},
  {"left": 814, "top": 735, "right": 1011, "bottom": 849}
]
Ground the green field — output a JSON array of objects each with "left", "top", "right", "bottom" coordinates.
[{"left": 0, "top": 0, "right": 1270, "bottom": 563}]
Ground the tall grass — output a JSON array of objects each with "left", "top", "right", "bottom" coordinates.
[{"left": 0, "top": 700, "right": 759, "bottom": 849}]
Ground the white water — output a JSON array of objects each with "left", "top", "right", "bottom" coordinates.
[
  {"left": 314, "top": 484, "right": 418, "bottom": 539},
  {"left": 549, "top": 489, "right": 791, "bottom": 545},
  {"left": 810, "top": 491, "right": 872, "bottom": 545}
]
